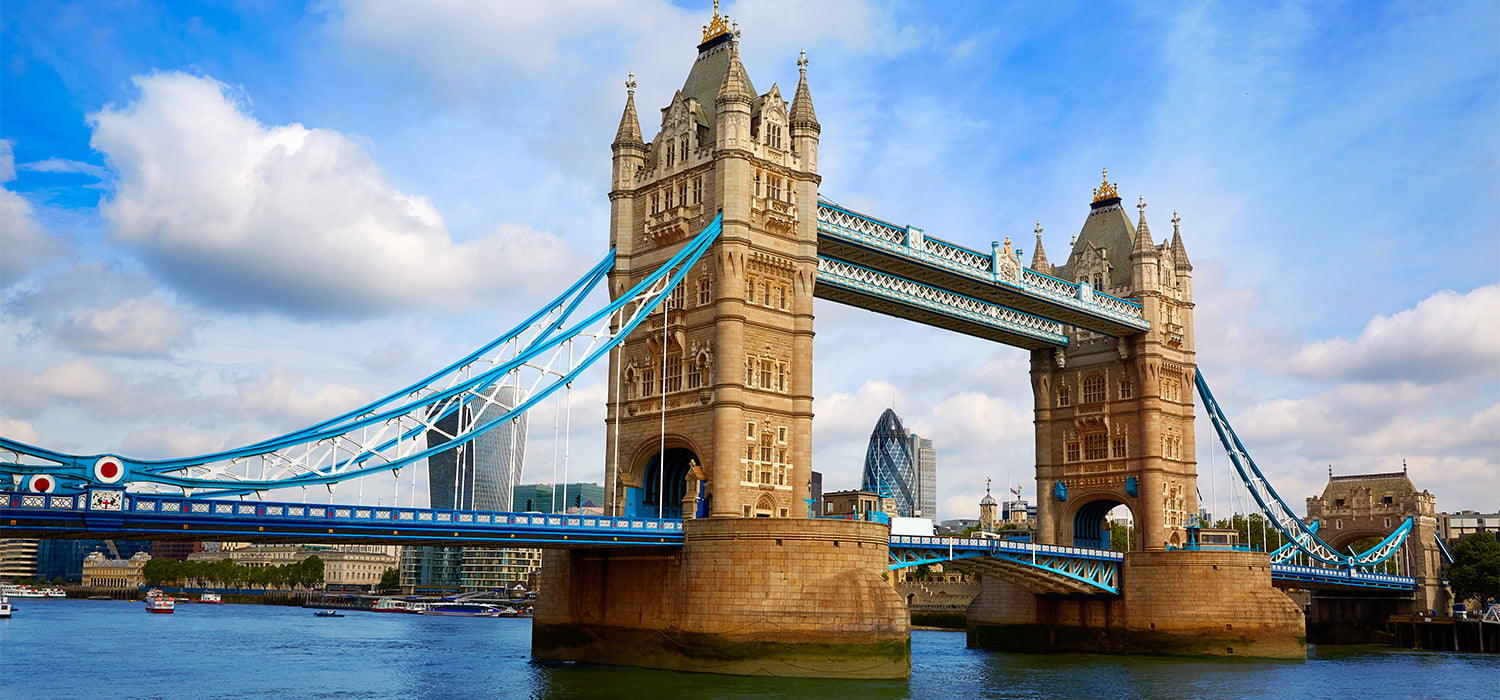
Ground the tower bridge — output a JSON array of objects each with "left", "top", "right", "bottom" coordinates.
[{"left": 1, "top": 4, "right": 1442, "bottom": 679}]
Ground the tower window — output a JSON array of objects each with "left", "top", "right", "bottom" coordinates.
[
  {"left": 1065, "top": 440, "right": 1080, "bottom": 462},
  {"left": 693, "top": 177, "right": 703, "bottom": 204},
  {"left": 1083, "top": 433, "right": 1107, "bottom": 460},
  {"left": 665, "top": 142, "right": 675, "bottom": 167},
  {"left": 697, "top": 276, "right": 712, "bottom": 305},
  {"left": 663, "top": 352, "right": 682, "bottom": 393},
  {"left": 1119, "top": 378, "right": 1133, "bottom": 399},
  {"left": 1082, "top": 372, "right": 1105, "bottom": 404},
  {"left": 1111, "top": 435, "right": 1127, "bottom": 459},
  {"left": 1058, "top": 385, "right": 1071, "bottom": 407},
  {"left": 686, "top": 358, "right": 702, "bottom": 389}
]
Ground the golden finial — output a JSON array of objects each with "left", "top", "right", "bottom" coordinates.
[
  {"left": 702, "top": 0, "right": 731, "bottom": 43},
  {"left": 1092, "top": 167, "right": 1119, "bottom": 202}
]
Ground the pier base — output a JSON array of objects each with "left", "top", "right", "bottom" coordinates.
[
  {"left": 967, "top": 550, "right": 1306, "bottom": 658},
  {"left": 532, "top": 518, "right": 910, "bottom": 679}
]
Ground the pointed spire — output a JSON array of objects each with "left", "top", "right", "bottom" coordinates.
[
  {"left": 1030, "top": 221, "right": 1052, "bottom": 272},
  {"left": 1170, "top": 210, "right": 1192, "bottom": 270},
  {"left": 612, "top": 73, "right": 643, "bottom": 149},
  {"left": 1133, "top": 195, "right": 1155, "bottom": 255},
  {"left": 716, "top": 39, "right": 753, "bottom": 106},
  {"left": 789, "top": 49, "right": 820, "bottom": 130}
]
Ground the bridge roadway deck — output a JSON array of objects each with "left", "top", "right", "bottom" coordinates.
[
  {"left": 1, "top": 491, "right": 683, "bottom": 548},
  {"left": 815, "top": 201, "right": 1150, "bottom": 339},
  {"left": 888, "top": 535, "right": 1418, "bottom": 594},
  {"left": 2, "top": 492, "right": 1416, "bottom": 592}
]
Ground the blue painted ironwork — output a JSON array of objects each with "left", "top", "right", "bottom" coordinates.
[
  {"left": 890, "top": 534, "right": 1417, "bottom": 593},
  {"left": 1434, "top": 532, "right": 1455, "bottom": 565},
  {"left": 1, "top": 490, "right": 684, "bottom": 547},
  {"left": 1124, "top": 475, "right": 1139, "bottom": 498},
  {"left": 1196, "top": 370, "right": 1413, "bottom": 568},
  {"left": 0, "top": 215, "right": 724, "bottom": 498},
  {"left": 889, "top": 535, "right": 1123, "bottom": 595},
  {"left": 1053, "top": 480, "right": 1067, "bottom": 502},
  {"left": 814, "top": 256, "right": 1069, "bottom": 347},
  {"left": 815, "top": 199, "right": 1149, "bottom": 334}
]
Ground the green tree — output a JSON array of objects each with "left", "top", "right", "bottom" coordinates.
[
  {"left": 1448, "top": 533, "right": 1500, "bottom": 610},
  {"left": 142, "top": 557, "right": 179, "bottom": 586},
  {"left": 1108, "top": 521, "right": 1133, "bottom": 551},
  {"left": 379, "top": 567, "right": 400, "bottom": 591}
]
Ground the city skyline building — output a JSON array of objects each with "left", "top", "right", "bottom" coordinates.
[
  {"left": 860, "top": 408, "right": 937, "bottom": 518},
  {"left": 426, "top": 384, "right": 527, "bottom": 511}
]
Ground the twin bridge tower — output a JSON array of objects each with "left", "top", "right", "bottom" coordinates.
[
  {"left": 600, "top": 27, "right": 1197, "bottom": 550},
  {"left": 533, "top": 11, "right": 1301, "bottom": 679}
]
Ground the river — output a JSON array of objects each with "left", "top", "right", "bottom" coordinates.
[{"left": 1, "top": 598, "right": 1493, "bottom": 699}]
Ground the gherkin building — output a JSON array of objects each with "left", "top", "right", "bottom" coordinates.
[{"left": 861, "top": 408, "right": 919, "bottom": 517}]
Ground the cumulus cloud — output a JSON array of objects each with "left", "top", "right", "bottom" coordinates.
[
  {"left": 0, "top": 140, "right": 66, "bottom": 286},
  {"left": 0, "top": 418, "right": 43, "bottom": 446},
  {"left": 88, "top": 72, "right": 579, "bottom": 319},
  {"left": 1284, "top": 285, "right": 1500, "bottom": 382},
  {"left": 47, "top": 297, "right": 200, "bottom": 356}
]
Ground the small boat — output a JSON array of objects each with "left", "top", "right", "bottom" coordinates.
[
  {"left": 372, "top": 598, "right": 430, "bottom": 614},
  {"left": 0, "top": 595, "right": 11, "bottom": 619},
  {"left": 40, "top": 588, "right": 66, "bottom": 599},
  {"left": 314, "top": 610, "right": 344, "bottom": 617},
  {"left": 144, "top": 589, "right": 175, "bottom": 614},
  {"left": 199, "top": 592, "right": 222, "bottom": 604}
]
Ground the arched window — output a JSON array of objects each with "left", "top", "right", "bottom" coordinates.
[
  {"left": 624, "top": 368, "right": 636, "bottom": 400},
  {"left": 686, "top": 356, "right": 702, "bottom": 389},
  {"left": 663, "top": 351, "right": 682, "bottom": 393},
  {"left": 1082, "top": 372, "right": 1106, "bottom": 403}
]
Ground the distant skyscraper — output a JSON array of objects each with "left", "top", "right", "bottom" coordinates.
[
  {"left": 910, "top": 435, "right": 937, "bottom": 519},
  {"left": 427, "top": 385, "right": 526, "bottom": 511}
]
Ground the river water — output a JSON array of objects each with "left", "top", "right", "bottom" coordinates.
[{"left": 1, "top": 598, "right": 1493, "bottom": 699}]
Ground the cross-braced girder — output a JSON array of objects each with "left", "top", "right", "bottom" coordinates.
[
  {"left": 0, "top": 216, "right": 724, "bottom": 498},
  {"left": 889, "top": 535, "right": 1123, "bottom": 595}
]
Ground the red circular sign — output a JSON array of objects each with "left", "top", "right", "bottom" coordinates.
[
  {"left": 100, "top": 461, "right": 120, "bottom": 479},
  {"left": 33, "top": 476, "right": 52, "bottom": 492}
]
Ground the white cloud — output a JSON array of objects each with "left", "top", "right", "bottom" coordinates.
[
  {"left": 1285, "top": 285, "right": 1500, "bottom": 382},
  {"left": 48, "top": 297, "right": 200, "bottom": 356},
  {"left": 0, "top": 418, "right": 43, "bottom": 446},
  {"left": 17, "top": 157, "right": 109, "bottom": 179},
  {"left": 88, "top": 72, "right": 580, "bottom": 319},
  {"left": 0, "top": 141, "right": 66, "bottom": 286}
]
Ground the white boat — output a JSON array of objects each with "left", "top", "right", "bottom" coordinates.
[
  {"left": 0, "top": 595, "right": 11, "bottom": 619},
  {"left": 144, "top": 589, "right": 175, "bottom": 614},
  {"left": 372, "top": 598, "right": 430, "bottom": 614},
  {"left": 199, "top": 592, "right": 222, "bottom": 604},
  {"left": 40, "top": 588, "right": 66, "bottom": 599},
  {"left": 1, "top": 585, "right": 46, "bottom": 599}
]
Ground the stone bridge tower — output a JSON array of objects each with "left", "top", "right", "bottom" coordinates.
[
  {"left": 1030, "top": 172, "right": 1198, "bottom": 551},
  {"left": 604, "top": 15, "right": 819, "bottom": 520},
  {"left": 1305, "top": 468, "right": 1447, "bottom": 615}
]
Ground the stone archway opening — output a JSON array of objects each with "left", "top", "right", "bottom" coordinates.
[
  {"left": 638, "top": 447, "right": 699, "bottom": 519},
  {"left": 753, "top": 493, "right": 776, "bottom": 518},
  {"left": 1073, "top": 499, "right": 1135, "bottom": 551}
]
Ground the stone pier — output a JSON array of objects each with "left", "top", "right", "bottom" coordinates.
[
  {"left": 968, "top": 550, "right": 1306, "bottom": 658},
  {"left": 533, "top": 518, "right": 910, "bottom": 678}
]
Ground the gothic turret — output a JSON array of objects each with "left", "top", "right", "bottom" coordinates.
[
  {"left": 1129, "top": 196, "right": 1160, "bottom": 294},
  {"left": 611, "top": 74, "right": 646, "bottom": 191},
  {"left": 789, "top": 50, "right": 820, "bottom": 171},
  {"left": 1029, "top": 222, "right": 1053, "bottom": 275},
  {"left": 715, "top": 40, "right": 754, "bottom": 149},
  {"left": 1170, "top": 210, "right": 1193, "bottom": 299}
]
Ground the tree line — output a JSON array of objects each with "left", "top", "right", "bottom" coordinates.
[{"left": 141, "top": 555, "right": 325, "bottom": 590}]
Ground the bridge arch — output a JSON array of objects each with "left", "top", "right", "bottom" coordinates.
[
  {"left": 1068, "top": 497, "right": 1136, "bottom": 551},
  {"left": 623, "top": 437, "right": 704, "bottom": 519}
]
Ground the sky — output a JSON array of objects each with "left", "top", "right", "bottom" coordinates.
[{"left": 2, "top": 0, "right": 1497, "bottom": 521}]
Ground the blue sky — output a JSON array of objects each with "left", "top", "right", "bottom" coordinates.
[{"left": 2, "top": 0, "right": 1497, "bottom": 519}]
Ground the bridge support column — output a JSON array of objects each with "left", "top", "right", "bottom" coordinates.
[
  {"left": 532, "top": 518, "right": 909, "bottom": 678},
  {"left": 967, "top": 551, "right": 1305, "bottom": 658}
]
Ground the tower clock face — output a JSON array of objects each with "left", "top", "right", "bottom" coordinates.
[{"left": 90, "top": 490, "right": 123, "bottom": 511}]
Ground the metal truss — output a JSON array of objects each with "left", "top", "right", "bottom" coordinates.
[
  {"left": 816, "top": 198, "right": 1147, "bottom": 329},
  {"left": 888, "top": 535, "right": 1123, "bottom": 595},
  {"left": 816, "top": 256, "right": 1069, "bottom": 345},
  {"left": 0, "top": 215, "right": 724, "bottom": 498},
  {"left": 1196, "top": 370, "right": 1413, "bottom": 568}
]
